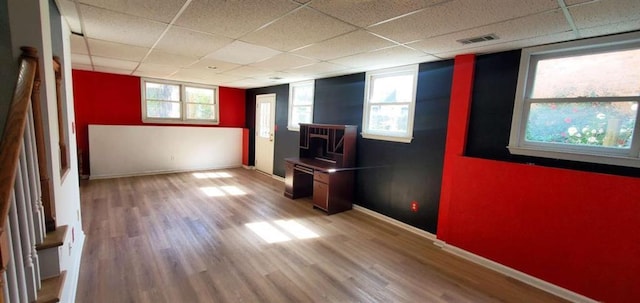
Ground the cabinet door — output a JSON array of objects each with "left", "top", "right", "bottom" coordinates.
[{"left": 313, "top": 181, "right": 328, "bottom": 211}]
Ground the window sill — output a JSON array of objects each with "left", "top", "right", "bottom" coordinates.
[
  {"left": 507, "top": 146, "right": 640, "bottom": 168},
  {"left": 287, "top": 126, "right": 300, "bottom": 132},
  {"left": 361, "top": 132, "right": 413, "bottom": 143}
]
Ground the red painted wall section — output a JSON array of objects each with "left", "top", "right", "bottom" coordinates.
[
  {"left": 439, "top": 56, "right": 640, "bottom": 302},
  {"left": 72, "top": 70, "right": 246, "bottom": 175}
]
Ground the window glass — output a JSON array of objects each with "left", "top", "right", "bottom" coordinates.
[
  {"left": 142, "top": 79, "right": 219, "bottom": 124},
  {"left": 288, "top": 80, "right": 314, "bottom": 130}
]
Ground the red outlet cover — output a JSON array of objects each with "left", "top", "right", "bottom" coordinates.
[{"left": 411, "top": 201, "right": 419, "bottom": 212}]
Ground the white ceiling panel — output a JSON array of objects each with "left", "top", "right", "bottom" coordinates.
[
  {"left": 87, "top": 38, "right": 150, "bottom": 61},
  {"left": 369, "top": 0, "right": 560, "bottom": 43},
  {"left": 225, "top": 66, "right": 272, "bottom": 78},
  {"left": 188, "top": 58, "right": 240, "bottom": 73},
  {"left": 249, "top": 53, "right": 318, "bottom": 71},
  {"left": 205, "top": 41, "right": 281, "bottom": 65},
  {"left": 93, "top": 65, "right": 135, "bottom": 74},
  {"left": 292, "top": 30, "right": 396, "bottom": 61},
  {"left": 155, "top": 26, "right": 233, "bottom": 58},
  {"left": 72, "top": 63, "right": 93, "bottom": 71},
  {"left": 408, "top": 10, "right": 571, "bottom": 55},
  {"left": 564, "top": 0, "right": 599, "bottom": 5},
  {"left": 79, "top": 5, "right": 168, "bottom": 47},
  {"left": 309, "top": 0, "right": 440, "bottom": 27},
  {"left": 170, "top": 70, "right": 244, "bottom": 85},
  {"left": 222, "top": 78, "right": 271, "bottom": 89},
  {"left": 144, "top": 50, "right": 199, "bottom": 67},
  {"left": 91, "top": 56, "right": 138, "bottom": 71},
  {"left": 331, "top": 46, "right": 436, "bottom": 70},
  {"left": 135, "top": 63, "right": 180, "bottom": 77},
  {"left": 241, "top": 7, "right": 357, "bottom": 51},
  {"left": 56, "top": 0, "right": 82, "bottom": 33},
  {"left": 579, "top": 19, "right": 640, "bottom": 39},
  {"left": 71, "top": 54, "right": 92, "bottom": 65},
  {"left": 70, "top": 34, "right": 88, "bottom": 54},
  {"left": 174, "top": 0, "right": 300, "bottom": 39},
  {"left": 77, "top": 0, "right": 187, "bottom": 23},
  {"left": 286, "top": 62, "right": 350, "bottom": 76},
  {"left": 569, "top": 0, "right": 640, "bottom": 29}
]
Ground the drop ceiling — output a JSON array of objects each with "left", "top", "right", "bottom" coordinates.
[{"left": 57, "top": 0, "right": 640, "bottom": 89}]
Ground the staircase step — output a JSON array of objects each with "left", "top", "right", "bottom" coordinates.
[
  {"left": 34, "top": 270, "right": 66, "bottom": 303},
  {"left": 36, "top": 225, "right": 67, "bottom": 251}
]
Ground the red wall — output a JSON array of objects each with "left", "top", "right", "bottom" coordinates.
[
  {"left": 72, "top": 70, "right": 246, "bottom": 175},
  {"left": 439, "top": 55, "right": 640, "bottom": 302}
]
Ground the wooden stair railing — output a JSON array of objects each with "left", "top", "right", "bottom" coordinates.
[{"left": 0, "top": 46, "right": 60, "bottom": 303}]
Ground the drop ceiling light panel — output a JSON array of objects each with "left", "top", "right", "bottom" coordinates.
[
  {"left": 331, "top": 46, "right": 434, "bottom": 69},
  {"left": 569, "top": 0, "right": 640, "bottom": 29},
  {"left": 309, "top": 0, "right": 442, "bottom": 27},
  {"left": 369, "top": 0, "right": 560, "bottom": 43},
  {"left": 87, "top": 38, "right": 150, "bottom": 61},
  {"left": 70, "top": 34, "right": 88, "bottom": 54},
  {"left": 174, "top": 0, "right": 300, "bottom": 39},
  {"left": 249, "top": 53, "right": 318, "bottom": 71},
  {"left": 409, "top": 10, "right": 570, "bottom": 55},
  {"left": 292, "top": 30, "right": 397, "bottom": 61},
  {"left": 77, "top": 0, "right": 186, "bottom": 23},
  {"left": 205, "top": 41, "right": 281, "bottom": 65},
  {"left": 79, "top": 5, "right": 167, "bottom": 47},
  {"left": 155, "top": 27, "right": 233, "bottom": 58},
  {"left": 241, "top": 7, "right": 357, "bottom": 51},
  {"left": 144, "top": 50, "right": 199, "bottom": 67}
]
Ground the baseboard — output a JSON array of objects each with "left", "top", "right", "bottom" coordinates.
[
  {"left": 64, "top": 231, "right": 85, "bottom": 303},
  {"left": 242, "top": 165, "right": 255, "bottom": 170},
  {"left": 352, "top": 205, "right": 597, "bottom": 303},
  {"left": 89, "top": 165, "right": 243, "bottom": 180},
  {"left": 272, "top": 175, "right": 285, "bottom": 182}
]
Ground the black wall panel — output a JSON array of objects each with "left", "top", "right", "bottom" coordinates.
[{"left": 466, "top": 50, "right": 640, "bottom": 177}]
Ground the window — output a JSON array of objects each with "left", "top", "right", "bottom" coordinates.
[
  {"left": 142, "top": 79, "right": 219, "bottom": 124},
  {"left": 508, "top": 32, "right": 640, "bottom": 167},
  {"left": 288, "top": 80, "right": 314, "bottom": 130},
  {"left": 362, "top": 64, "right": 419, "bottom": 143}
]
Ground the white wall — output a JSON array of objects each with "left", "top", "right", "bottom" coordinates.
[{"left": 89, "top": 125, "right": 243, "bottom": 179}]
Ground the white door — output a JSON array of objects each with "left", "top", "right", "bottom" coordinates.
[{"left": 255, "top": 94, "right": 276, "bottom": 175}]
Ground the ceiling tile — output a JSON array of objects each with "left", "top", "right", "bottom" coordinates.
[
  {"left": 79, "top": 4, "right": 167, "bottom": 47},
  {"left": 57, "top": 0, "right": 82, "bottom": 33},
  {"left": 578, "top": 19, "right": 640, "bottom": 39},
  {"left": 188, "top": 58, "right": 240, "bottom": 73},
  {"left": 72, "top": 54, "right": 92, "bottom": 65},
  {"left": 286, "top": 62, "right": 350, "bottom": 76},
  {"left": 144, "top": 50, "right": 199, "bottom": 67},
  {"left": 72, "top": 63, "right": 94, "bottom": 71},
  {"left": 409, "top": 10, "right": 571, "bottom": 55},
  {"left": 77, "top": 0, "right": 186, "bottom": 23},
  {"left": 330, "top": 46, "right": 435, "bottom": 70},
  {"left": 569, "top": 0, "right": 640, "bottom": 29},
  {"left": 87, "top": 38, "right": 150, "bottom": 61},
  {"left": 70, "top": 34, "right": 88, "bottom": 54},
  {"left": 563, "top": 0, "right": 597, "bottom": 5},
  {"left": 292, "top": 30, "right": 396, "bottom": 61},
  {"left": 135, "top": 63, "right": 180, "bottom": 77},
  {"left": 310, "top": 0, "right": 440, "bottom": 27},
  {"left": 170, "top": 69, "right": 244, "bottom": 85},
  {"left": 174, "top": 0, "right": 300, "bottom": 39},
  {"left": 249, "top": 53, "right": 318, "bottom": 71},
  {"left": 226, "top": 66, "right": 273, "bottom": 78},
  {"left": 155, "top": 26, "right": 233, "bottom": 58},
  {"left": 205, "top": 41, "right": 281, "bottom": 65},
  {"left": 222, "top": 78, "right": 271, "bottom": 89},
  {"left": 93, "top": 66, "right": 135, "bottom": 74},
  {"left": 369, "top": 0, "right": 559, "bottom": 43},
  {"left": 242, "top": 7, "right": 357, "bottom": 51},
  {"left": 91, "top": 56, "right": 138, "bottom": 70}
]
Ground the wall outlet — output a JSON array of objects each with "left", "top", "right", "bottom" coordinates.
[{"left": 411, "top": 200, "right": 419, "bottom": 213}]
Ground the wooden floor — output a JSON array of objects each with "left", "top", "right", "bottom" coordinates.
[{"left": 76, "top": 168, "right": 567, "bottom": 303}]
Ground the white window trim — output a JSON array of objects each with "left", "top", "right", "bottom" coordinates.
[
  {"left": 508, "top": 31, "right": 640, "bottom": 168},
  {"left": 141, "top": 78, "right": 220, "bottom": 125},
  {"left": 287, "top": 80, "right": 315, "bottom": 131},
  {"left": 362, "top": 64, "right": 419, "bottom": 143}
]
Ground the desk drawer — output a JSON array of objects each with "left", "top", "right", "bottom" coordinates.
[{"left": 314, "top": 171, "right": 329, "bottom": 183}]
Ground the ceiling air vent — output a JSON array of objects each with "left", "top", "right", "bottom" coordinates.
[{"left": 457, "top": 34, "right": 499, "bottom": 45}]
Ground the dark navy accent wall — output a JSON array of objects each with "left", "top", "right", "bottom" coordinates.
[
  {"left": 248, "top": 62, "right": 454, "bottom": 233},
  {"left": 246, "top": 84, "right": 298, "bottom": 176},
  {"left": 0, "top": 0, "right": 16, "bottom": 136},
  {"left": 466, "top": 50, "right": 640, "bottom": 177}
]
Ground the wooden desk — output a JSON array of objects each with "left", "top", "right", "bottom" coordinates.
[{"left": 284, "top": 157, "right": 354, "bottom": 215}]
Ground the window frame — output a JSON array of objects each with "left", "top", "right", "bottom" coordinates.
[
  {"left": 287, "top": 80, "right": 315, "bottom": 131},
  {"left": 508, "top": 31, "right": 640, "bottom": 168},
  {"left": 362, "top": 64, "right": 419, "bottom": 143},
  {"left": 141, "top": 78, "right": 220, "bottom": 125}
]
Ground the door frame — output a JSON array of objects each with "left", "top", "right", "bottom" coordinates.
[{"left": 254, "top": 93, "right": 276, "bottom": 175}]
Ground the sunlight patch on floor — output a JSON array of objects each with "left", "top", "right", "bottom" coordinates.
[
  {"left": 193, "top": 171, "right": 233, "bottom": 179},
  {"left": 200, "top": 186, "right": 246, "bottom": 197},
  {"left": 246, "top": 220, "right": 319, "bottom": 244}
]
